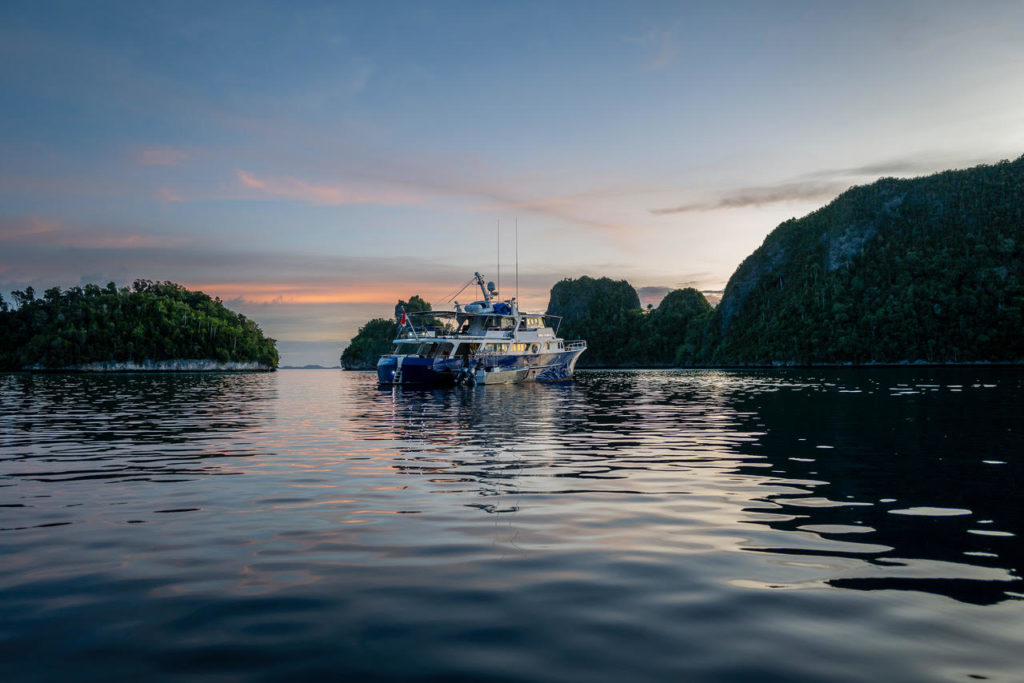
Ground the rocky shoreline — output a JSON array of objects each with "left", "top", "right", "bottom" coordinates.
[{"left": 23, "top": 359, "right": 275, "bottom": 372}]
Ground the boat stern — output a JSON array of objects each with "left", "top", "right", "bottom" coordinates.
[{"left": 377, "top": 355, "right": 457, "bottom": 386}]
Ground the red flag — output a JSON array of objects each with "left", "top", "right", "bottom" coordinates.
[{"left": 400, "top": 311, "right": 407, "bottom": 326}]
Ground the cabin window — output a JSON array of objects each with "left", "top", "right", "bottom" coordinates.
[
  {"left": 483, "top": 317, "right": 517, "bottom": 331},
  {"left": 511, "top": 342, "right": 529, "bottom": 352},
  {"left": 454, "top": 342, "right": 480, "bottom": 356},
  {"left": 519, "top": 316, "right": 543, "bottom": 329},
  {"left": 429, "top": 342, "right": 454, "bottom": 358},
  {"left": 482, "top": 343, "right": 508, "bottom": 353},
  {"left": 393, "top": 341, "right": 418, "bottom": 354}
]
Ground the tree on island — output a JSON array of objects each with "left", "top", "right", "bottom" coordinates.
[
  {"left": 341, "top": 295, "right": 431, "bottom": 370},
  {"left": 0, "top": 280, "right": 278, "bottom": 370}
]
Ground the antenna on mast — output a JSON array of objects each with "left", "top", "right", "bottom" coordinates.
[
  {"left": 496, "top": 219, "right": 500, "bottom": 297},
  {"left": 515, "top": 216, "right": 519, "bottom": 308}
]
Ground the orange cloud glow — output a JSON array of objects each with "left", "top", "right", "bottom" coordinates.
[
  {"left": 236, "top": 169, "right": 419, "bottom": 206},
  {"left": 186, "top": 281, "right": 458, "bottom": 305},
  {"left": 0, "top": 216, "right": 181, "bottom": 249}
]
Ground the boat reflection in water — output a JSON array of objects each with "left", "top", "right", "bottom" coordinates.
[{"left": 357, "top": 369, "right": 1024, "bottom": 606}]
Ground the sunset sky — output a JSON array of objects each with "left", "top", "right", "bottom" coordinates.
[{"left": 2, "top": 1, "right": 1023, "bottom": 365}]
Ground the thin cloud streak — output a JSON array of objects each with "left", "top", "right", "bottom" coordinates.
[
  {"left": 0, "top": 215, "right": 548, "bottom": 305},
  {"left": 235, "top": 169, "right": 420, "bottom": 206},
  {"left": 801, "top": 153, "right": 999, "bottom": 181},
  {"left": 0, "top": 213, "right": 668, "bottom": 322},
  {"left": 0, "top": 216, "right": 183, "bottom": 249},
  {"left": 650, "top": 151, "right": 1002, "bottom": 215},
  {"left": 651, "top": 181, "right": 846, "bottom": 215},
  {"left": 643, "top": 27, "right": 679, "bottom": 71}
]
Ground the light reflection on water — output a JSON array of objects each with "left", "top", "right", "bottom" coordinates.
[{"left": 1, "top": 369, "right": 1023, "bottom": 681}]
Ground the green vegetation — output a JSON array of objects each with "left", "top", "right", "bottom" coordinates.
[
  {"left": 550, "top": 156, "right": 1024, "bottom": 366},
  {"left": 345, "top": 156, "right": 1024, "bottom": 367},
  {"left": 0, "top": 280, "right": 278, "bottom": 370},
  {"left": 644, "top": 288, "right": 713, "bottom": 366},
  {"left": 704, "top": 156, "right": 1024, "bottom": 364},
  {"left": 546, "top": 276, "right": 710, "bottom": 366},
  {"left": 341, "top": 295, "right": 431, "bottom": 370}
]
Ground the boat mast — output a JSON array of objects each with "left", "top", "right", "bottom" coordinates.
[
  {"left": 474, "top": 272, "right": 491, "bottom": 304},
  {"left": 515, "top": 217, "right": 519, "bottom": 314}
]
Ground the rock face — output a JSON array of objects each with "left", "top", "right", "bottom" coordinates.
[{"left": 706, "top": 156, "right": 1024, "bottom": 364}]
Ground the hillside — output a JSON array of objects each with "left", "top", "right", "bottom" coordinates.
[
  {"left": 0, "top": 280, "right": 278, "bottom": 370},
  {"left": 702, "top": 156, "right": 1024, "bottom": 364}
]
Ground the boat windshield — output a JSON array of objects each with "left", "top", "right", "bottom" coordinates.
[
  {"left": 391, "top": 340, "right": 419, "bottom": 354},
  {"left": 391, "top": 341, "right": 454, "bottom": 357},
  {"left": 398, "top": 311, "right": 460, "bottom": 338}
]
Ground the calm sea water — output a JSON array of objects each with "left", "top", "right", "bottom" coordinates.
[{"left": 1, "top": 369, "right": 1022, "bottom": 682}]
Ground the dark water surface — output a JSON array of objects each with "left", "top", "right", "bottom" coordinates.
[{"left": 2, "top": 369, "right": 1023, "bottom": 681}]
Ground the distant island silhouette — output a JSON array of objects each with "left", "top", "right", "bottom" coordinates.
[
  {"left": 279, "top": 365, "right": 342, "bottom": 370},
  {"left": 346, "top": 155, "right": 1024, "bottom": 368}
]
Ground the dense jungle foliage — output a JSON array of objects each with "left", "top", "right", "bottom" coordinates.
[
  {"left": 0, "top": 280, "right": 278, "bottom": 369},
  {"left": 340, "top": 296, "right": 431, "bottom": 369},
  {"left": 344, "top": 156, "right": 1024, "bottom": 367},
  {"left": 705, "top": 155, "right": 1024, "bottom": 364},
  {"left": 546, "top": 277, "right": 710, "bottom": 366}
]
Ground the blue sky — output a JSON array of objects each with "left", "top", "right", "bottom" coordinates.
[{"left": 2, "top": 1, "right": 1023, "bottom": 364}]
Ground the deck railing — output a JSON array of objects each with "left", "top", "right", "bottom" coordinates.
[{"left": 564, "top": 340, "right": 587, "bottom": 351}]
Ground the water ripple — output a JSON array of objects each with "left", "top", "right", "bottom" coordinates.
[{"left": 1, "top": 368, "right": 1023, "bottom": 681}]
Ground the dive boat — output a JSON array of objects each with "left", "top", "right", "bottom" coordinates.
[{"left": 377, "top": 272, "right": 587, "bottom": 385}]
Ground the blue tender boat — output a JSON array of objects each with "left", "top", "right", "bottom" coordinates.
[{"left": 377, "top": 272, "right": 587, "bottom": 386}]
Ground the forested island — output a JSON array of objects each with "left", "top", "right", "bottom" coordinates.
[
  {"left": 344, "top": 155, "right": 1023, "bottom": 367},
  {"left": 0, "top": 280, "right": 279, "bottom": 371},
  {"left": 706, "top": 156, "right": 1023, "bottom": 364}
]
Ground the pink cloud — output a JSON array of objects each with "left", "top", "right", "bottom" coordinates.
[
  {"left": 156, "top": 187, "right": 184, "bottom": 202},
  {"left": 0, "top": 216, "right": 181, "bottom": 249},
  {"left": 0, "top": 216, "right": 61, "bottom": 239},
  {"left": 235, "top": 169, "right": 419, "bottom": 206}
]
